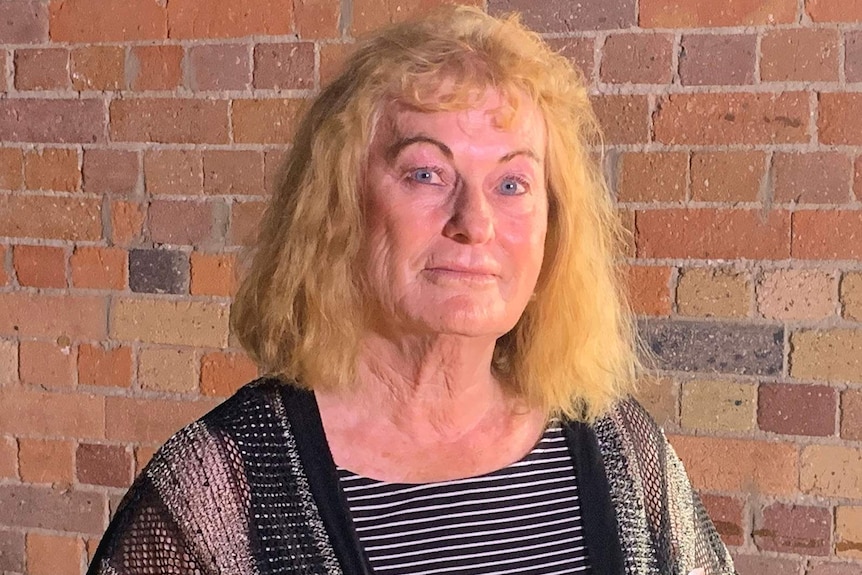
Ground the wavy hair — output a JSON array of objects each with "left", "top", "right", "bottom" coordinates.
[{"left": 231, "top": 5, "right": 639, "bottom": 421}]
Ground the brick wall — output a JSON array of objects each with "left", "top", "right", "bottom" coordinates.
[{"left": 0, "top": 0, "right": 860, "bottom": 573}]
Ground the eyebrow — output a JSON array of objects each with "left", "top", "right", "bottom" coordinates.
[{"left": 386, "top": 135, "right": 541, "bottom": 165}]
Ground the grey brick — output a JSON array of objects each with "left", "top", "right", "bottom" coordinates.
[
  {"left": 488, "top": 0, "right": 635, "bottom": 32},
  {"left": 129, "top": 249, "right": 189, "bottom": 294}
]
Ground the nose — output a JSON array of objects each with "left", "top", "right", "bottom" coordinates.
[{"left": 442, "top": 181, "right": 494, "bottom": 244}]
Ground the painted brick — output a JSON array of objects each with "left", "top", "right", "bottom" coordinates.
[
  {"left": 351, "top": 0, "right": 482, "bottom": 35},
  {"left": 617, "top": 152, "right": 687, "bottom": 202},
  {"left": 110, "top": 99, "right": 230, "bottom": 144},
  {"left": 71, "top": 246, "right": 127, "bottom": 290},
  {"left": 14, "top": 48, "right": 70, "bottom": 91},
  {"left": 670, "top": 435, "right": 798, "bottom": 495},
  {"left": 754, "top": 503, "right": 831, "bottom": 555},
  {"left": 129, "top": 248, "right": 189, "bottom": 295},
  {"left": 187, "top": 44, "right": 251, "bottom": 91},
  {"left": 0, "top": 484, "right": 105, "bottom": 533},
  {"left": 846, "top": 31, "right": 862, "bottom": 83},
  {"left": 167, "top": 0, "right": 293, "bottom": 39},
  {"left": 144, "top": 149, "right": 203, "bottom": 195},
  {"left": 836, "top": 506, "right": 862, "bottom": 559},
  {"left": 701, "top": 495, "right": 744, "bottom": 547},
  {"left": 200, "top": 351, "right": 258, "bottom": 397},
  {"left": 773, "top": 152, "right": 851, "bottom": 204},
  {"left": 26, "top": 533, "right": 80, "bottom": 575},
  {"left": 77, "top": 344, "right": 132, "bottom": 388},
  {"left": 0, "top": 98, "right": 105, "bottom": 143},
  {"left": 70, "top": 46, "right": 124, "bottom": 91},
  {"left": 654, "top": 92, "right": 809, "bottom": 145},
  {"left": 0, "top": 293, "right": 106, "bottom": 339},
  {"left": 83, "top": 149, "right": 139, "bottom": 195},
  {"left": 49, "top": 0, "right": 167, "bottom": 42},
  {"left": 808, "top": 561, "right": 862, "bottom": 575},
  {"left": 295, "top": 0, "right": 340, "bottom": 39},
  {"left": 149, "top": 200, "right": 215, "bottom": 246},
  {"left": 633, "top": 376, "right": 678, "bottom": 427},
  {"left": 636, "top": 209, "right": 790, "bottom": 260},
  {"left": 0, "top": 148, "right": 24, "bottom": 190},
  {"left": 641, "top": 320, "right": 783, "bottom": 376},
  {"left": 690, "top": 151, "right": 764, "bottom": 203},
  {"left": 203, "top": 150, "right": 265, "bottom": 196},
  {"left": 139, "top": 347, "right": 197, "bottom": 393},
  {"left": 676, "top": 268, "right": 750, "bottom": 318},
  {"left": 19, "top": 339, "right": 75, "bottom": 389},
  {"left": 320, "top": 42, "right": 354, "bottom": 86},
  {"left": 590, "top": 95, "right": 649, "bottom": 144},
  {"left": 76, "top": 443, "right": 132, "bottom": 488},
  {"left": 543, "top": 37, "right": 595, "bottom": 80},
  {"left": 0, "top": 530, "right": 23, "bottom": 571},
  {"left": 791, "top": 329, "right": 862, "bottom": 383},
  {"left": 0, "top": 340, "right": 17, "bottom": 386},
  {"left": 0, "top": 0, "right": 48, "bottom": 44},
  {"left": 640, "top": 0, "right": 796, "bottom": 27},
  {"left": 487, "top": 0, "right": 634, "bottom": 32},
  {"left": 732, "top": 554, "right": 803, "bottom": 575},
  {"left": 679, "top": 34, "right": 756, "bottom": 86},
  {"left": 807, "top": 0, "right": 862, "bottom": 22},
  {"left": 129, "top": 45, "right": 183, "bottom": 91},
  {"left": 759, "top": 383, "right": 837, "bottom": 437},
  {"left": 625, "top": 265, "right": 672, "bottom": 317},
  {"left": 23, "top": 147, "right": 80, "bottom": 192},
  {"left": 0, "top": 435, "right": 17, "bottom": 478},
  {"left": 0, "top": 387, "right": 104, "bottom": 437},
  {"left": 110, "top": 298, "right": 229, "bottom": 347},
  {"left": 13, "top": 244, "right": 66, "bottom": 288},
  {"left": 820, "top": 93, "right": 862, "bottom": 145},
  {"left": 18, "top": 438, "right": 74, "bottom": 483},
  {"left": 758, "top": 269, "right": 836, "bottom": 320},
  {"left": 105, "top": 396, "right": 218, "bottom": 443},
  {"left": 229, "top": 200, "right": 266, "bottom": 246},
  {"left": 109, "top": 200, "right": 146, "bottom": 246},
  {"left": 600, "top": 33, "right": 673, "bottom": 84},
  {"left": 254, "top": 43, "right": 315, "bottom": 90},
  {"left": 681, "top": 379, "right": 756, "bottom": 432},
  {"left": 844, "top": 272, "right": 862, "bottom": 321},
  {"left": 801, "top": 445, "right": 862, "bottom": 498},
  {"left": 190, "top": 252, "right": 237, "bottom": 297},
  {"left": 761, "top": 29, "right": 839, "bottom": 82},
  {"left": 232, "top": 98, "right": 305, "bottom": 144},
  {"left": 793, "top": 211, "right": 862, "bottom": 260}
]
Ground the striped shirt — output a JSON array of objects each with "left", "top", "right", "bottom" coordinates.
[{"left": 337, "top": 421, "right": 593, "bottom": 575}]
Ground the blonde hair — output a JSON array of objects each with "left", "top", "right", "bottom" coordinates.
[{"left": 231, "top": 5, "right": 639, "bottom": 421}]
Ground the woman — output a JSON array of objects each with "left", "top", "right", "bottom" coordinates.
[{"left": 88, "top": 6, "right": 735, "bottom": 575}]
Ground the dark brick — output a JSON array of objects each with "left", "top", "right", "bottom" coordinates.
[
  {"left": 0, "top": 484, "right": 105, "bottom": 534},
  {"left": 758, "top": 383, "right": 837, "bottom": 436},
  {"left": 754, "top": 503, "right": 832, "bottom": 555},
  {"left": 701, "top": 494, "right": 745, "bottom": 547},
  {"left": 488, "top": 0, "right": 635, "bottom": 32},
  {"left": 847, "top": 31, "right": 862, "bottom": 83},
  {"left": 129, "top": 249, "right": 189, "bottom": 294},
  {"left": 640, "top": 320, "right": 784, "bottom": 376},
  {"left": 0, "top": 529, "right": 24, "bottom": 571},
  {"left": 76, "top": 443, "right": 133, "bottom": 488},
  {"left": 544, "top": 37, "right": 595, "bottom": 80},
  {"left": 0, "top": 99, "right": 105, "bottom": 144},
  {"left": 731, "top": 553, "right": 803, "bottom": 575},
  {"left": 253, "top": 43, "right": 315, "bottom": 90},
  {"left": 680, "top": 34, "right": 756, "bottom": 86},
  {"left": 188, "top": 44, "right": 251, "bottom": 91}
]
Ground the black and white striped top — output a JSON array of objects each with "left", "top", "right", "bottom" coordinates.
[{"left": 337, "top": 421, "right": 593, "bottom": 575}]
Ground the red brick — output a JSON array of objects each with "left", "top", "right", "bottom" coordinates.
[
  {"left": 264, "top": 149, "right": 290, "bottom": 195},
  {"left": 129, "top": 45, "right": 183, "bottom": 91},
  {"left": 0, "top": 530, "right": 24, "bottom": 571},
  {"left": 200, "top": 351, "right": 258, "bottom": 397},
  {"left": 0, "top": 388, "right": 104, "bottom": 439},
  {"left": 486, "top": 0, "right": 632, "bottom": 33},
  {"left": 701, "top": 495, "right": 744, "bottom": 547},
  {"left": 619, "top": 209, "right": 635, "bottom": 258},
  {"left": 591, "top": 95, "right": 649, "bottom": 144},
  {"left": 13, "top": 245, "right": 66, "bottom": 288},
  {"left": 754, "top": 503, "right": 831, "bottom": 555},
  {"left": 20, "top": 339, "right": 75, "bottom": 389},
  {"left": 0, "top": 195, "right": 101, "bottom": 241},
  {"left": 637, "top": 209, "right": 790, "bottom": 260},
  {"left": 792, "top": 211, "right": 862, "bottom": 260},
  {"left": 774, "top": 152, "right": 851, "bottom": 204},
  {"left": 232, "top": 99, "right": 305, "bottom": 144},
  {"left": 70, "top": 246, "right": 126, "bottom": 290},
  {"left": 254, "top": 42, "right": 315, "bottom": 90},
  {"left": 820, "top": 93, "right": 862, "bottom": 145},
  {"left": 761, "top": 29, "right": 839, "bottom": 82},
  {"left": 846, "top": 31, "right": 862, "bottom": 83},
  {"left": 1, "top": 484, "right": 105, "bottom": 533},
  {"left": 144, "top": 149, "right": 203, "bottom": 195},
  {"left": 295, "top": 0, "right": 340, "bottom": 39},
  {"left": 76, "top": 443, "right": 132, "bottom": 487},
  {"left": 187, "top": 44, "right": 251, "bottom": 91},
  {"left": 600, "top": 33, "right": 672, "bottom": 84},
  {"left": 640, "top": 0, "right": 796, "bottom": 27},
  {"left": 77, "top": 344, "right": 132, "bottom": 388},
  {"left": 679, "top": 34, "right": 756, "bottom": 86},
  {"left": 202, "top": 150, "right": 265, "bottom": 196},
  {"left": 654, "top": 92, "right": 809, "bottom": 145},
  {"left": 149, "top": 200, "right": 215, "bottom": 246},
  {"left": 0, "top": 98, "right": 105, "bottom": 144},
  {"left": 49, "top": 0, "right": 167, "bottom": 42},
  {"left": 229, "top": 200, "right": 266, "bottom": 246},
  {"left": 106, "top": 396, "right": 218, "bottom": 443},
  {"left": 18, "top": 438, "right": 74, "bottom": 483},
  {"left": 0, "top": 293, "right": 107, "bottom": 339},
  {"left": 0, "top": 148, "right": 24, "bottom": 190},
  {"left": 110, "top": 99, "right": 230, "bottom": 144},
  {"left": 167, "top": 0, "right": 293, "bottom": 39},
  {"left": 544, "top": 37, "right": 595, "bottom": 80},
  {"left": 14, "top": 48, "right": 70, "bottom": 90},
  {"left": 0, "top": 246, "right": 7, "bottom": 288},
  {"left": 808, "top": 562, "right": 862, "bottom": 575},
  {"left": 190, "top": 252, "right": 237, "bottom": 297},
  {"left": 617, "top": 152, "right": 687, "bottom": 202},
  {"left": 23, "top": 147, "right": 80, "bottom": 192},
  {"left": 0, "top": 435, "right": 16, "bottom": 478},
  {"left": 842, "top": 390, "right": 862, "bottom": 441},
  {"left": 758, "top": 383, "right": 837, "bottom": 437},
  {"left": 807, "top": 0, "right": 862, "bottom": 22},
  {"left": 624, "top": 265, "right": 672, "bottom": 316},
  {"left": 70, "top": 45, "right": 124, "bottom": 91},
  {"left": 135, "top": 445, "right": 158, "bottom": 473},
  {"left": 83, "top": 149, "right": 139, "bottom": 195},
  {"left": 320, "top": 42, "right": 354, "bottom": 86},
  {"left": 109, "top": 200, "right": 145, "bottom": 246},
  {"left": 690, "top": 151, "right": 764, "bottom": 203},
  {"left": 0, "top": 0, "right": 49, "bottom": 44},
  {"left": 26, "top": 533, "right": 80, "bottom": 575}
]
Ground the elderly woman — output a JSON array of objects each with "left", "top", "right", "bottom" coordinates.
[{"left": 88, "top": 6, "right": 735, "bottom": 575}]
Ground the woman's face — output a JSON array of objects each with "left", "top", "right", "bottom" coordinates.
[{"left": 360, "top": 89, "right": 549, "bottom": 340}]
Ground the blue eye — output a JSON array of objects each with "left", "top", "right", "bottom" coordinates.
[
  {"left": 498, "top": 177, "right": 526, "bottom": 196},
  {"left": 408, "top": 168, "right": 443, "bottom": 185}
]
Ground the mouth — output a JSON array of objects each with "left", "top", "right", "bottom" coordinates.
[{"left": 422, "top": 265, "right": 499, "bottom": 284}]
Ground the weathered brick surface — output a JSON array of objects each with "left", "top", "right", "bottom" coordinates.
[
  {"left": 761, "top": 29, "right": 840, "bottom": 82},
  {"left": 836, "top": 506, "right": 862, "bottom": 559},
  {"left": 0, "top": 293, "right": 107, "bottom": 339},
  {"left": 590, "top": 95, "right": 649, "bottom": 144},
  {"left": 188, "top": 44, "right": 251, "bottom": 91},
  {"left": 843, "top": 390, "right": 862, "bottom": 441},
  {"left": 190, "top": 252, "right": 237, "bottom": 297},
  {"left": 679, "top": 34, "right": 756, "bottom": 86},
  {"left": 109, "top": 200, "right": 146, "bottom": 246},
  {"left": 228, "top": 200, "right": 266, "bottom": 246},
  {"left": 129, "top": 249, "right": 190, "bottom": 294},
  {"left": 144, "top": 149, "right": 203, "bottom": 196},
  {"left": 617, "top": 152, "right": 686, "bottom": 202},
  {"left": 846, "top": 31, "right": 862, "bottom": 83},
  {"left": 23, "top": 147, "right": 80, "bottom": 192},
  {"left": 70, "top": 46, "right": 124, "bottom": 91},
  {"left": 18, "top": 438, "right": 74, "bottom": 484},
  {"left": 70, "top": 246, "right": 127, "bottom": 290},
  {"left": 600, "top": 33, "right": 673, "bottom": 84},
  {"left": 681, "top": 379, "right": 755, "bottom": 432},
  {"left": 0, "top": 484, "right": 105, "bottom": 533},
  {"left": 0, "top": 0, "right": 48, "bottom": 44},
  {"left": 167, "top": 0, "right": 294, "bottom": 39},
  {"left": 76, "top": 443, "right": 133, "bottom": 488},
  {"left": 754, "top": 503, "right": 832, "bottom": 555},
  {"left": 0, "top": 98, "right": 105, "bottom": 143},
  {"left": 105, "top": 396, "right": 218, "bottom": 443},
  {"left": 254, "top": 43, "right": 315, "bottom": 90},
  {"left": 294, "top": 0, "right": 340, "bottom": 39},
  {"left": 0, "top": 387, "right": 104, "bottom": 438},
  {"left": 148, "top": 199, "right": 215, "bottom": 246},
  {"left": 26, "top": 532, "right": 80, "bottom": 575},
  {"left": 820, "top": 94, "right": 862, "bottom": 145},
  {"left": 732, "top": 554, "right": 803, "bottom": 575},
  {"left": 83, "top": 149, "right": 139, "bottom": 196},
  {"left": 758, "top": 383, "right": 837, "bottom": 437},
  {"left": 801, "top": 445, "right": 862, "bottom": 498},
  {"left": 633, "top": 376, "right": 678, "bottom": 427},
  {"left": 129, "top": 45, "right": 183, "bottom": 91},
  {"left": 808, "top": 562, "right": 862, "bottom": 575},
  {"left": 200, "top": 351, "right": 258, "bottom": 397},
  {"left": 640, "top": 0, "right": 796, "bottom": 27},
  {"left": 232, "top": 99, "right": 305, "bottom": 144},
  {"left": 773, "top": 152, "right": 852, "bottom": 204},
  {"left": 203, "top": 150, "right": 265, "bottom": 196},
  {"left": 49, "top": 0, "right": 167, "bottom": 42},
  {"left": 110, "top": 298, "right": 230, "bottom": 347},
  {"left": 19, "top": 340, "right": 75, "bottom": 389},
  {"left": 758, "top": 269, "right": 836, "bottom": 320},
  {"left": 14, "top": 48, "right": 70, "bottom": 91},
  {"left": 807, "top": 0, "right": 862, "bottom": 22},
  {"left": 0, "top": 340, "right": 17, "bottom": 386},
  {"left": 0, "top": 195, "right": 101, "bottom": 241},
  {"left": 792, "top": 211, "right": 862, "bottom": 260},
  {"left": 676, "top": 268, "right": 750, "bottom": 318},
  {"left": 544, "top": 37, "right": 594, "bottom": 79},
  {"left": 320, "top": 42, "right": 354, "bottom": 85},
  {"left": 791, "top": 329, "right": 862, "bottom": 383},
  {"left": 77, "top": 344, "right": 132, "bottom": 388},
  {"left": 0, "top": 530, "right": 24, "bottom": 571},
  {"left": 13, "top": 245, "right": 66, "bottom": 289},
  {"left": 139, "top": 347, "right": 197, "bottom": 393},
  {"left": 0, "top": 148, "right": 24, "bottom": 190},
  {"left": 701, "top": 494, "right": 744, "bottom": 547},
  {"left": 110, "top": 99, "right": 230, "bottom": 144},
  {"left": 625, "top": 265, "right": 672, "bottom": 316}
]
